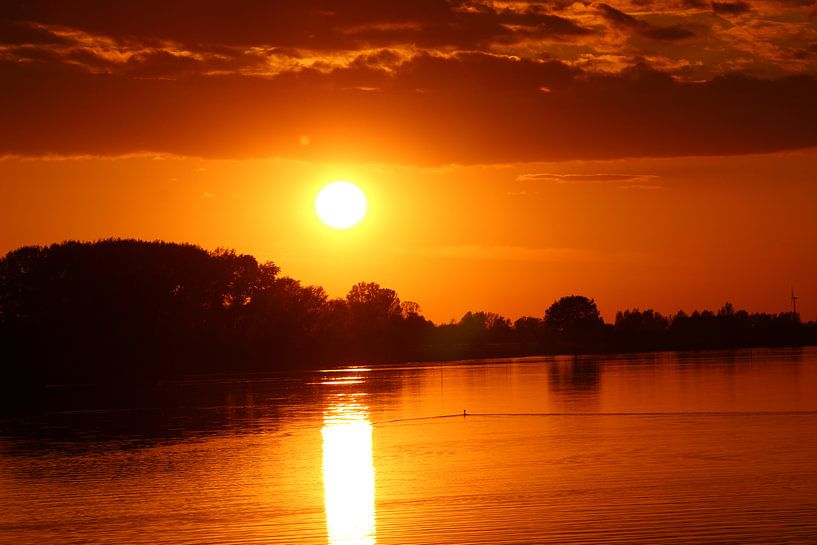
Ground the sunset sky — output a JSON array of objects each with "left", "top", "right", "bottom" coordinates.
[{"left": 2, "top": 1, "right": 816, "bottom": 322}]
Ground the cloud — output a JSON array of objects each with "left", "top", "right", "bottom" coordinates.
[
  {"left": 2, "top": 2, "right": 817, "bottom": 163},
  {"left": 516, "top": 173, "right": 659, "bottom": 183},
  {"left": 0, "top": 19, "right": 71, "bottom": 45},
  {"left": 396, "top": 245, "right": 597, "bottom": 263},
  {"left": 391, "top": 51, "right": 578, "bottom": 92},
  {"left": 2, "top": 56, "right": 816, "bottom": 164},
  {"left": 616, "top": 184, "right": 664, "bottom": 190},
  {"left": 712, "top": 1, "right": 753, "bottom": 15},
  {"left": 0, "top": 1, "right": 593, "bottom": 51},
  {"left": 597, "top": 3, "right": 697, "bottom": 41},
  {"left": 3, "top": 0, "right": 816, "bottom": 83},
  {"left": 396, "top": 244, "right": 651, "bottom": 265}
]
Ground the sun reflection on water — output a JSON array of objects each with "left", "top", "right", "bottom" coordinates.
[{"left": 322, "top": 394, "right": 376, "bottom": 545}]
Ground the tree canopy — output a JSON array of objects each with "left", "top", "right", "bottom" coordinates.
[{"left": 0, "top": 239, "right": 813, "bottom": 387}]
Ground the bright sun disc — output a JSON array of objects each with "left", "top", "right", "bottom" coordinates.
[{"left": 316, "top": 181, "right": 367, "bottom": 229}]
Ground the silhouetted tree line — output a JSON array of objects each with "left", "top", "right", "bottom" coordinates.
[{"left": 1, "top": 240, "right": 814, "bottom": 386}]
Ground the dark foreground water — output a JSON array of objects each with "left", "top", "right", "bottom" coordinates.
[{"left": 2, "top": 348, "right": 817, "bottom": 544}]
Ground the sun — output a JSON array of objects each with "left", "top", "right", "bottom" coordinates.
[{"left": 315, "top": 181, "right": 367, "bottom": 229}]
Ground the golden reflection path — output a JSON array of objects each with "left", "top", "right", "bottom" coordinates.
[{"left": 322, "top": 393, "right": 376, "bottom": 545}]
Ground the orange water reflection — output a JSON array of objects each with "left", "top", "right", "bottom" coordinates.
[{"left": 322, "top": 394, "right": 376, "bottom": 545}]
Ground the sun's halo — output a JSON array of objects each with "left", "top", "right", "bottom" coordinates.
[{"left": 315, "top": 181, "right": 367, "bottom": 229}]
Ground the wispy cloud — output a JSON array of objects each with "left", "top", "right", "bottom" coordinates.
[
  {"left": 395, "top": 245, "right": 597, "bottom": 263},
  {"left": 516, "top": 173, "right": 659, "bottom": 184},
  {"left": 597, "top": 4, "right": 696, "bottom": 41},
  {"left": 712, "top": 1, "right": 753, "bottom": 16},
  {"left": 0, "top": 152, "right": 180, "bottom": 162},
  {"left": 394, "top": 244, "right": 649, "bottom": 265},
  {"left": 616, "top": 184, "right": 663, "bottom": 190}
]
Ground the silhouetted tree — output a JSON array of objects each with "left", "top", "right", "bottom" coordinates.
[
  {"left": 393, "top": 302, "right": 435, "bottom": 360},
  {"left": 345, "top": 282, "right": 403, "bottom": 359},
  {"left": 544, "top": 295, "right": 605, "bottom": 352},
  {"left": 459, "top": 311, "right": 512, "bottom": 346},
  {"left": 614, "top": 309, "right": 669, "bottom": 351},
  {"left": 347, "top": 282, "right": 401, "bottom": 325},
  {"left": 514, "top": 316, "right": 545, "bottom": 353},
  {"left": 1, "top": 239, "right": 815, "bottom": 391}
]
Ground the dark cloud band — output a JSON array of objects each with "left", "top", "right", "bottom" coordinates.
[
  {"left": 2, "top": 1, "right": 817, "bottom": 163},
  {"left": 2, "top": 58, "right": 815, "bottom": 163}
]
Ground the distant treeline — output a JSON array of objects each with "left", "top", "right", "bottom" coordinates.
[{"left": 1, "top": 240, "right": 814, "bottom": 385}]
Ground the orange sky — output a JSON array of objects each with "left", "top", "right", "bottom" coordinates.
[{"left": 2, "top": 1, "right": 816, "bottom": 322}]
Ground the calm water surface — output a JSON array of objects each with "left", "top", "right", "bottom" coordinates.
[{"left": 2, "top": 348, "right": 817, "bottom": 544}]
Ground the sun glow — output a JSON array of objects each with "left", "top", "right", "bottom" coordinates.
[
  {"left": 315, "top": 181, "right": 367, "bottom": 229},
  {"left": 322, "top": 395, "right": 376, "bottom": 545}
]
